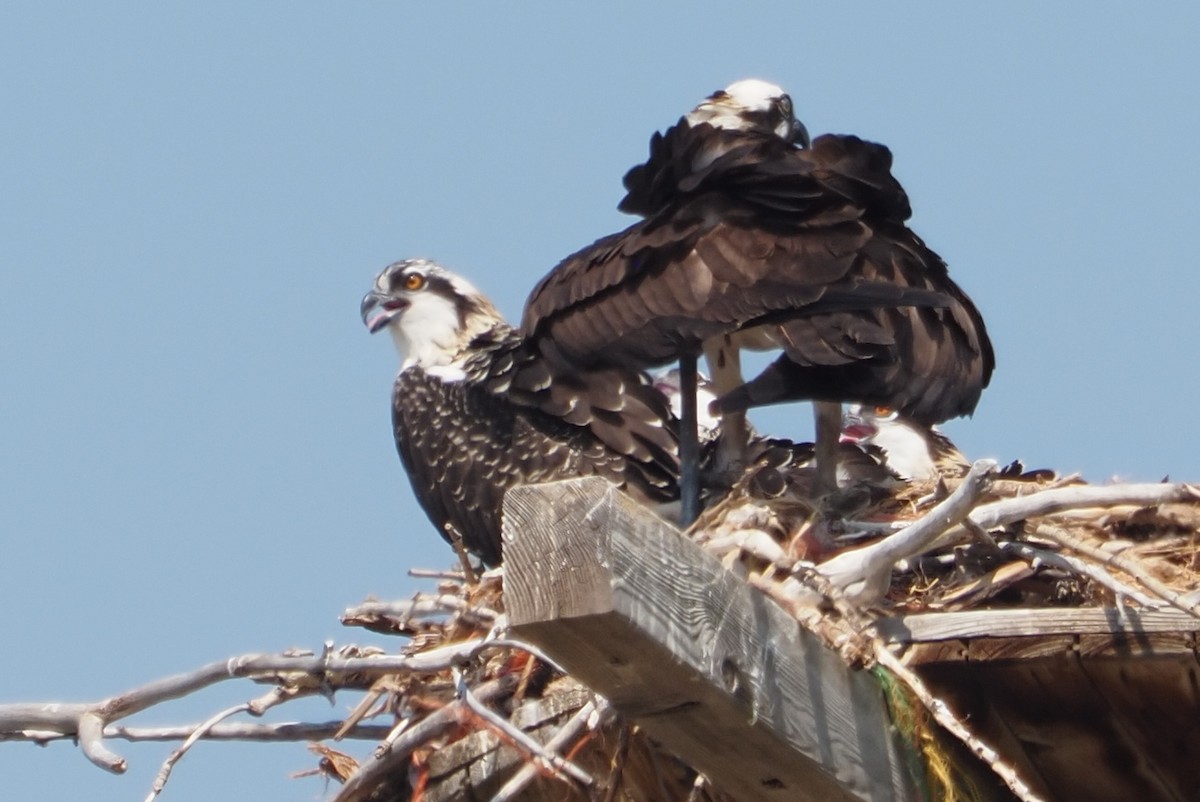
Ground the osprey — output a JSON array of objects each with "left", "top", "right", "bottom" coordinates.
[
  {"left": 361, "top": 259, "right": 679, "bottom": 566},
  {"left": 839, "top": 404, "right": 969, "bottom": 481},
  {"left": 522, "top": 79, "right": 993, "bottom": 517},
  {"left": 840, "top": 404, "right": 1059, "bottom": 488},
  {"left": 651, "top": 368, "right": 721, "bottom": 442}
]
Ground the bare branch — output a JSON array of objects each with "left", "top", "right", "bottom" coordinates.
[
  {"left": 144, "top": 702, "right": 251, "bottom": 802},
  {"left": 145, "top": 685, "right": 304, "bottom": 801},
  {"left": 1034, "top": 524, "right": 1200, "bottom": 618},
  {"left": 874, "top": 647, "right": 1048, "bottom": 802},
  {"left": 99, "top": 721, "right": 393, "bottom": 742},
  {"left": 489, "top": 698, "right": 612, "bottom": 802},
  {"left": 0, "top": 644, "right": 486, "bottom": 773},
  {"left": 346, "top": 596, "right": 499, "bottom": 622},
  {"left": 332, "top": 675, "right": 517, "bottom": 802},
  {"left": 454, "top": 669, "right": 593, "bottom": 788},
  {"left": 407, "top": 568, "right": 468, "bottom": 580},
  {"left": 967, "top": 482, "right": 1200, "bottom": 532},
  {"left": 1001, "top": 541, "right": 1162, "bottom": 608},
  {"left": 342, "top": 595, "right": 499, "bottom": 633},
  {"left": 78, "top": 711, "right": 124, "bottom": 773},
  {"left": 812, "top": 459, "right": 998, "bottom": 605}
]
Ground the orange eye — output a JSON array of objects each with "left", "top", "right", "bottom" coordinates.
[
  {"left": 873, "top": 406, "right": 892, "bottom": 417},
  {"left": 403, "top": 273, "right": 426, "bottom": 291}
]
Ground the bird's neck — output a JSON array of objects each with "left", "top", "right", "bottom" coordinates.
[{"left": 873, "top": 422, "right": 938, "bottom": 481}]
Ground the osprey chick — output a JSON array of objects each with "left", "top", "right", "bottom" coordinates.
[
  {"left": 840, "top": 404, "right": 969, "bottom": 481},
  {"left": 362, "top": 259, "right": 679, "bottom": 566}
]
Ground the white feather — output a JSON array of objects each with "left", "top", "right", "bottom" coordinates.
[
  {"left": 685, "top": 78, "right": 786, "bottom": 131},
  {"left": 389, "top": 290, "right": 465, "bottom": 371}
]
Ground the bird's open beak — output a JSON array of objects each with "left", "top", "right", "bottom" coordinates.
[
  {"left": 839, "top": 410, "right": 875, "bottom": 444},
  {"left": 360, "top": 291, "right": 406, "bottom": 334}
]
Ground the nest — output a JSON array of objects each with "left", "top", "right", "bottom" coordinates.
[
  {"left": 325, "top": 571, "right": 733, "bottom": 802},
  {"left": 692, "top": 449, "right": 1200, "bottom": 619},
  {"left": 319, "top": 446, "right": 1200, "bottom": 802}
]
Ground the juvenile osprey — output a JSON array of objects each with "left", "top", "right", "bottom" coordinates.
[
  {"left": 522, "top": 79, "right": 992, "bottom": 514},
  {"left": 839, "top": 404, "right": 969, "bottom": 481},
  {"left": 839, "top": 404, "right": 1059, "bottom": 489},
  {"left": 651, "top": 368, "right": 721, "bottom": 441},
  {"left": 362, "top": 259, "right": 679, "bottom": 566}
]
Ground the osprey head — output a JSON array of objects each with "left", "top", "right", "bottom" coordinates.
[
  {"left": 652, "top": 368, "right": 721, "bottom": 437},
  {"left": 840, "top": 404, "right": 939, "bottom": 481},
  {"left": 686, "top": 79, "right": 810, "bottom": 148},
  {"left": 361, "top": 259, "right": 504, "bottom": 371}
]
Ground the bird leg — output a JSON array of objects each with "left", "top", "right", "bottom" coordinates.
[
  {"left": 678, "top": 352, "right": 701, "bottom": 525},
  {"left": 812, "top": 401, "right": 842, "bottom": 497},
  {"left": 704, "top": 336, "right": 750, "bottom": 484}
]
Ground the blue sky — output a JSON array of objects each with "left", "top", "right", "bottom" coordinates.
[{"left": 2, "top": 3, "right": 1198, "bottom": 799}]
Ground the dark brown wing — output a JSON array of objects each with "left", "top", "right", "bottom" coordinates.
[
  {"left": 719, "top": 225, "right": 994, "bottom": 423},
  {"left": 391, "top": 330, "right": 679, "bottom": 566},
  {"left": 522, "top": 207, "right": 951, "bottom": 369},
  {"left": 471, "top": 328, "right": 680, "bottom": 478},
  {"left": 522, "top": 127, "right": 992, "bottom": 424}
]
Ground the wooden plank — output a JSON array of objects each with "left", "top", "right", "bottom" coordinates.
[
  {"left": 503, "top": 478, "right": 918, "bottom": 802},
  {"left": 877, "top": 607, "right": 1200, "bottom": 643}
]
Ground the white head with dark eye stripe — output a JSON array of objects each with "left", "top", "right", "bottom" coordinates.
[
  {"left": 840, "top": 404, "right": 938, "bottom": 480},
  {"left": 361, "top": 259, "right": 505, "bottom": 373},
  {"left": 685, "top": 79, "right": 810, "bottom": 147}
]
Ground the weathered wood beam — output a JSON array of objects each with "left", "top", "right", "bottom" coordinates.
[
  {"left": 877, "top": 608, "right": 1200, "bottom": 644},
  {"left": 877, "top": 608, "right": 1200, "bottom": 664},
  {"left": 503, "top": 478, "right": 918, "bottom": 802}
]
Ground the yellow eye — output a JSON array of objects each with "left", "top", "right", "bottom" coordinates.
[{"left": 403, "top": 273, "right": 426, "bottom": 291}]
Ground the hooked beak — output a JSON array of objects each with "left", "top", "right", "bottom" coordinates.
[
  {"left": 790, "top": 119, "right": 811, "bottom": 149},
  {"left": 839, "top": 410, "right": 875, "bottom": 444},
  {"left": 360, "top": 291, "right": 407, "bottom": 334}
]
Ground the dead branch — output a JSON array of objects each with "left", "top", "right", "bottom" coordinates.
[
  {"left": 453, "top": 668, "right": 594, "bottom": 788},
  {"left": 0, "top": 643, "right": 486, "bottom": 773},
  {"left": 342, "top": 595, "right": 499, "bottom": 632},
  {"left": 1035, "top": 524, "right": 1200, "bottom": 618},
  {"left": 408, "top": 568, "right": 468, "bottom": 580},
  {"left": 487, "top": 698, "right": 611, "bottom": 802},
  {"left": 874, "top": 646, "right": 1048, "bottom": 802},
  {"left": 967, "top": 482, "right": 1200, "bottom": 532},
  {"left": 3, "top": 721, "right": 391, "bottom": 743},
  {"left": 1001, "top": 541, "right": 1162, "bottom": 608},
  {"left": 143, "top": 701, "right": 253, "bottom": 802},
  {"left": 812, "top": 459, "right": 998, "bottom": 605},
  {"left": 332, "top": 674, "right": 518, "bottom": 802},
  {"left": 348, "top": 596, "right": 499, "bottom": 621}
]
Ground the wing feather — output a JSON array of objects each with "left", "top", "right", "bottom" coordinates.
[{"left": 522, "top": 124, "right": 993, "bottom": 424}]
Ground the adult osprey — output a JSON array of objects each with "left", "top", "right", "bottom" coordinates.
[
  {"left": 361, "top": 259, "right": 679, "bottom": 566},
  {"left": 522, "top": 79, "right": 992, "bottom": 518}
]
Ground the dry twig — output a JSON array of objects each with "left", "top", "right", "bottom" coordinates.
[
  {"left": 488, "top": 698, "right": 612, "bottom": 802},
  {"left": 453, "top": 668, "right": 594, "bottom": 789},
  {"left": 332, "top": 675, "right": 517, "bottom": 802},
  {"left": 0, "top": 644, "right": 487, "bottom": 772},
  {"left": 1035, "top": 523, "right": 1200, "bottom": 618},
  {"left": 810, "top": 460, "right": 998, "bottom": 605},
  {"left": 1001, "top": 541, "right": 1161, "bottom": 608},
  {"left": 874, "top": 647, "right": 1048, "bottom": 802}
]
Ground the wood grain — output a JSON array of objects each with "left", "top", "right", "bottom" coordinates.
[{"left": 503, "top": 478, "right": 918, "bottom": 802}]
